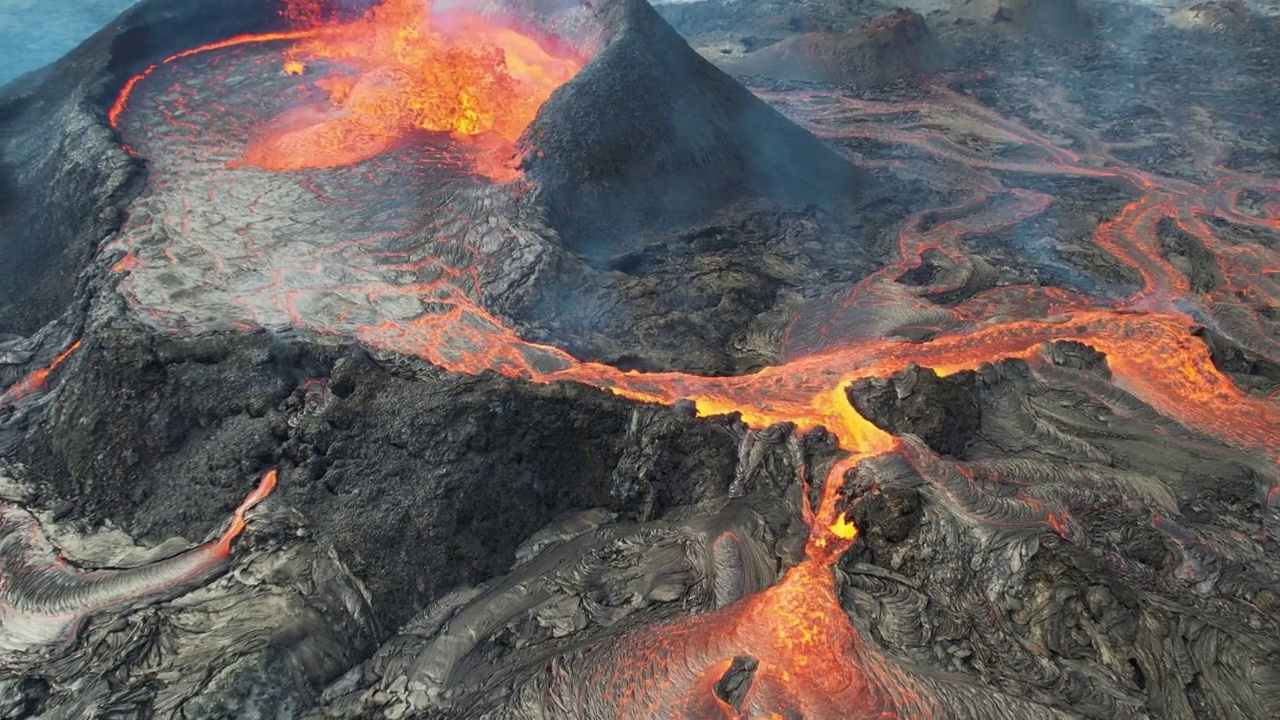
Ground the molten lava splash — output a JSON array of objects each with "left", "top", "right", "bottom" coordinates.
[{"left": 233, "top": 0, "right": 583, "bottom": 180}]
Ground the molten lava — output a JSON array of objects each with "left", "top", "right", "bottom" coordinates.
[
  {"left": 233, "top": 0, "right": 583, "bottom": 180},
  {"left": 341, "top": 83, "right": 1279, "bottom": 716},
  {"left": 103, "top": 7, "right": 1280, "bottom": 710},
  {"left": 0, "top": 340, "right": 81, "bottom": 410}
]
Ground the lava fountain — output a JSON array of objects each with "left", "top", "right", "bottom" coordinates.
[{"left": 233, "top": 0, "right": 585, "bottom": 180}]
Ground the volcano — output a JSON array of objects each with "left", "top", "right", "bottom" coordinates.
[{"left": 3, "top": 0, "right": 1280, "bottom": 718}]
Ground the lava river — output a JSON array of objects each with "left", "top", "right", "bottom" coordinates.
[{"left": 94, "top": 1, "right": 1280, "bottom": 717}]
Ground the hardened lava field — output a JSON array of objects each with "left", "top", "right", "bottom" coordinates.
[{"left": 2, "top": 1, "right": 1280, "bottom": 719}]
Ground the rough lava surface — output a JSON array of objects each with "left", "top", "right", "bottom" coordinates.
[{"left": 2, "top": 0, "right": 1280, "bottom": 719}]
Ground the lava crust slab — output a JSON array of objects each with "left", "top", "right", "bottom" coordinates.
[{"left": 3, "top": 0, "right": 1280, "bottom": 719}]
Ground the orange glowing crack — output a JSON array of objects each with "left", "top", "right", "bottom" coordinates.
[
  {"left": 215, "top": 468, "right": 278, "bottom": 555},
  {"left": 105, "top": 22, "right": 1280, "bottom": 713},
  {"left": 0, "top": 340, "right": 82, "bottom": 408},
  {"left": 108, "top": 30, "right": 319, "bottom": 130},
  {"left": 345, "top": 88, "right": 1280, "bottom": 711},
  {"left": 0, "top": 469, "right": 279, "bottom": 669}
]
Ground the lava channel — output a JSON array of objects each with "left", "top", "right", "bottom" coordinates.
[{"left": 98, "top": 4, "right": 1280, "bottom": 717}]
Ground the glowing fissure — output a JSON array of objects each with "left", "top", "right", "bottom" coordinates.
[
  {"left": 108, "top": 30, "right": 319, "bottom": 131},
  {"left": 99, "top": 8, "right": 1280, "bottom": 713},
  {"left": 0, "top": 470, "right": 276, "bottom": 669},
  {"left": 339, "top": 83, "right": 1279, "bottom": 714},
  {"left": 0, "top": 339, "right": 81, "bottom": 410}
]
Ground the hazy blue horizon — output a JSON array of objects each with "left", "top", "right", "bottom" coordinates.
[
  {"left": 0, "top": 0, "right": 138, "bottom": 85},
  {"left": 6, "top": 0, "right": 1280, "bottom": 87}
]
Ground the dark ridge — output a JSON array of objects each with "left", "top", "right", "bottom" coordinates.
[
  {"left": 718, "top": 9, "right": 950, "bottom": 87},
  {"left": 0, "top": 0, "right": 288, "bottom": 336},
  {"left": 1196, "top": 325, "right": 1280, "bottom": 395},
  {"left": 1158, "top": 217, "right": 1225, "bottom": 295},
  {"left": 847, "top": 365, "right": 982, "bottom": 459},
  {"left": 20, "top": 324, "right": 740, "bottom": 630}
]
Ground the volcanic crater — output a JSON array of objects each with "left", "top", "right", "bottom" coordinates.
[{"left": 2, "top": 0, "right": 1280, "bottom": 719}]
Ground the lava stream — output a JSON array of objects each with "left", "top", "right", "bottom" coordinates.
[
  {"left": 0, "top": 470, "right": 276, "bottom": 670},
  {"left": 102, "top": 16, "right": 1280, "bottom": 715},
  {"left": 0, "top": 340, "right": 82, "bottom": 410}
]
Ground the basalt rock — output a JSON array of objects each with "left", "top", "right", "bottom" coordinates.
[
  {"left": 519, "top": 0, "right": 879, "bottom": 262},
  {"left": 4, "top": 0, "right": 1280, "bottom": 719},
  {"left": 935, "top": 0, "right": 1091, "bottom": 40},
  {"left": 719, "top": 9, "right": 950, "bottom": 87}
]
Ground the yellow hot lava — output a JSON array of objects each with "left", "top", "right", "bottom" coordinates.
[{"left": 234, "top": 0, "right": 583, "bottom": 180}]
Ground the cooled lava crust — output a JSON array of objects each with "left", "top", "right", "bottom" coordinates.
[
  {"left": 92, "top": 0, "right": 884, "bottom": 377},
  {"left": 2, "top": 0, "right": 1280, "bottom": 719}
]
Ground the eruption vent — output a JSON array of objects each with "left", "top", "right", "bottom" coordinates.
[{"left": 234, "top": 0, "right": 585, "bottom": 180}]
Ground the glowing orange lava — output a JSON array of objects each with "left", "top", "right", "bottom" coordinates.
[
  {"left": 0, "top": 340, "right": 82, "bottom": 409},
  {"left": 215, "top": 468, "right": 278, "bottom": 554},
  {"left": 105, "top": 16, "right": 1280, "bottom": 708},
  {"left": 341, "top": 86, "right": 1280, "bottom": 717},
  {"left": 108, "top": 30, "right": 319, "bottom": 134},
  {"left": 231, "top": 0, "right": 583, "bottom": 180}
]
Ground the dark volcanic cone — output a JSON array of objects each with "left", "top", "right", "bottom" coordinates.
[
  {"left": 9, "top": 0, "right": 1280, "bottom": 718},
  {"left": 519, "top": 0, "right": 877, "bottom": 260},
  {"left": 718, "top": 9, "right": 950, "bottom": 87}
]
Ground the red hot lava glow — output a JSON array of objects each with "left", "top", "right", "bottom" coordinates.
[
  {"left": 0, "top": 340, "right": 81, "bottom": 410},
  {"left": 98, "top": 7, "right": 1280, "bottom": 714},
  {"left": 232, "top": 0, "right": 584, "bottom": 180}
]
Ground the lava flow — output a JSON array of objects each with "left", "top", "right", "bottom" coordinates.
[
  {"left": 233, "top": 0, "right": 584, "bottom": 180},
  {"left": 102, "top": 7, "right": 1280, "bottom": 715},
  {"left": 0, "top": 340, "right": 81, "bottom": 410},
  {"left": 0, "top": 470, "right": 276, "bottom": 670},
  {"left": 339, "top": 84, "right": 1280, "bottom": 715}
]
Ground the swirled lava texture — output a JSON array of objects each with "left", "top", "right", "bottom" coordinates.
[
  {"left": 232, "top": 0, "right": 582, "bottom": 180},
  {"left": 78, "top": 0, "right": 1280, "bottom": 717}
]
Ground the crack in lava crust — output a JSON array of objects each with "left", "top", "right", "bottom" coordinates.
[
  {"left": 105, "top": 30, "right": 1280, "bottom": 719},
  {"left": 109, "top": 38, "right": 566, "bottom": 375}
]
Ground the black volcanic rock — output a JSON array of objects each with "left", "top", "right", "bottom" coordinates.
[
  {"left": 18, "top": 324, "right": 742, "bottom": 631},
  {"left": 992, "top": 0, "right": 1090, "bottom": 38},
  {"left": 0, "top": 0, "right": 290, "bottom": 336},
  {"left": 5, "top": 1, "right": 1280, "bottom": 718},
  {"left": 719, "top": 9, "right": 950, "bottom": 87},
  {"left": 519, "top": 0, "right": 877, "bottom": 261},
  {"left": 847, "top": 363, "right": 981, "bottom": 459}
]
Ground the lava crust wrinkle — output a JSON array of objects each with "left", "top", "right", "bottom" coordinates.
[
  {"left": 3, "top": 0, "right": 1280, "bottom": 718},
  {"left": 0, "top": 470, "right": 275, "bottom": 671}
]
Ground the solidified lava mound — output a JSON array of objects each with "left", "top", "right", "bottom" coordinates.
[
  {"left": 3, "top": 0, "right": 1280, "bottom": 718},
  {"left": 947, "top": 0, "right": 1091, "bottom": 39},
  {"left": 718, "top": 9, "right": 950, "bottom": 87}
]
